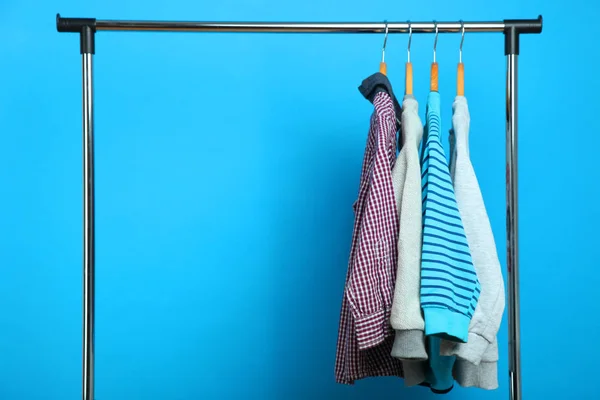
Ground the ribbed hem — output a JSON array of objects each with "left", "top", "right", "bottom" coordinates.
[
  {"left": 391, "top": 330, "right": 428, "bottom": 360},
  {"left": 453, "top": 359, "right": 498, "bottom": 390},
  {"left": 423, "top": 307, "right": 470, "bottom": 343},
  {"left": 401, "top": 360, "right": 427, "bottom": 387},
  {"left": 355, "top": 309, "right": 387, "bottom": 350},
  {"left": 441, "top": 333, "right": 491, "bottom": 365}
]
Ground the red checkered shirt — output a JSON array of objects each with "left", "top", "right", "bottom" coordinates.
[{"left": 335, "top": 91, "right": 403, "bottom": 384}]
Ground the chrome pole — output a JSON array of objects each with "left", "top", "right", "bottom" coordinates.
[
  {"left": 94, "top": 20, "right": 506, "bottom": 33},
  {"left": 81, "top": 26, "right": 95, "bottom": 400},
  {"left": 506, "top": 53, "right": 521, "bottom": 400},
  {"left": 55, "top": 13, "right": 541, "bottom": 35}
]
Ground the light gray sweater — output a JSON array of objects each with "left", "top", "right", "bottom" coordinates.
[
  {"left": 389, "top": 95, "right": 428, "bottom": 385},
  {"left": 442, "top": 95, "right": 506, "bottom": 389}
]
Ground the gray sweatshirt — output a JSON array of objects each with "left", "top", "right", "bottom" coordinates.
[
  {"left": 442, "top": 95, "right": 506, "bottom": 388},
  {"left": 389, "top": 95, "right": 428, "bottom": 385}
]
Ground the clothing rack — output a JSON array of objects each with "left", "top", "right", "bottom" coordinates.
[{"left": 55, "top": 13, "right": 543, "bottom": 400}]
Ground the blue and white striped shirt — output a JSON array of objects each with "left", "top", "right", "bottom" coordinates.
[{"left": 420, "top": 91, "right": 480, "bottom": 343}]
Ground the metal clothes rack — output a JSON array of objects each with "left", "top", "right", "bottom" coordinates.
[{"left": 55, "top": 13, "right": 543, "bottom": 400}]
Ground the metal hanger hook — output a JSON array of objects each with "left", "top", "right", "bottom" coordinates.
[
  {"left": 433, "top": 20, "right": 439, "bottom": 63},
  {"left": 381, "top": 21, "right": 389, "bottom": 63},
  {"left": 459, "top": 20, "right": 465, "bottom": 63},
  {"left": 407, "top": 21, "right": 412, "bottom": 63}
]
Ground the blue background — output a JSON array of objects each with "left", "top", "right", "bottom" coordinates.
[{"left": 0, "top": 0, "right": 597, "bottom": 399}]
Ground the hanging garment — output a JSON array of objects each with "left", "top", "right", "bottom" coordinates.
[
  {"left": 420, "top": 90, "right": 480, "bottom": 340},
  {"left": 389, "top": 95, "right": 428, "bottom": 385},
  {"left": 441, "top": 95, "right": 506, "bottom": 390},
  {"left": 335, "top": 73, "right": 404, "bottom": 384},
  {"left": 420, "top": 90, "right": 480, "bottom": 393}
]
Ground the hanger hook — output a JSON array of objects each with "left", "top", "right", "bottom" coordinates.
[
  {"left": 433, "top": 20, "right": 438, "bottom": 63},
  {"left": 459, "top": 20, "right": 465, "bottom": 63},
  {"left": 407, "top": 21, "right": 412, "bottom": 63},
  {"left": 381, "top": 21, "right": 389, "bottom": 63}
]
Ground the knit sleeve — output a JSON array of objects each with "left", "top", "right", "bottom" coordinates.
[
  {"left": 420, "top": 92, "right": 480, "bottom": 344},
  {"left": 441, "top": 96, "right": 505, "bottom": 364},
  {"left": 452, "top": 338, "right": 500, "bottom": 389},
  {"left": 390, "top": 96, "right": 427, "bottom": 361}
]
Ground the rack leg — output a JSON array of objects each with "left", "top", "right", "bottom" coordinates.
[
  {"left": 506, "top": 52, "right": 521, "bottom": 400},
  {"left": 81, "top": 25, "right": 96, "bottom": 400}
]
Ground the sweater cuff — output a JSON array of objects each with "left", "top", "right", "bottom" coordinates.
[
  {"left": 440, "top": 332, "right": 491, "bottom": 365},
  {"left": 392, "top": 330, "right": 428, "bottom": 360},
  {"left": 401, "top": 360, "right": 428, "bottom": 387},
  {"left": 453, "top": 359, "right": 498, "bottom": 390},
  {"left": 355, "top": 309, "right": 387, "bottom": 350},
  {"left": 423, "top": 307, "right": 470, "bottom": 343}
]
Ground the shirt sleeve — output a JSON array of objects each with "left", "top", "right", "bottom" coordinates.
[{"left": 345, "top": 93, "right": 399, "bottom": 351}]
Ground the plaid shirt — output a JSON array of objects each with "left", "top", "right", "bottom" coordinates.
[{"left": 335, "top": 91, "right": 403, "bottom": 384}]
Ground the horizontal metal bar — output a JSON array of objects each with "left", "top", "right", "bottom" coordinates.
[
  {"left": 95, "top": 20, "right": 508, "bottom": 33},
  {"left": 56, "top": 14, "right": 542, "bottom": 34}
]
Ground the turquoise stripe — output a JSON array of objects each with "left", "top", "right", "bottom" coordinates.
[
  {"left": 421, "top": 284, "right": 473, "bottom": 301},
  {"left": 423, "top": 232, "right": 470, "bottom": 250},
  {"left": 421, "top": 198, "right": 462, "bottom": 217},
  {"left": 422, "top": 239, "right": 472, "bottom": 258},
  {"left": 421, "top": 266, "right": 478, "bottom": 285},
  {"left": 423, "top": 205, "right": 463, "bottom": 222},
  {"left": 422, "top": 257, "right": 477, "bottom": 276},
  {"left": 422, "top": 248, "right": 473, "bottom": 266},
  {"left": 424, "top": 215, "right": 468, "bottom": 236},
  {"left": 426, "top": 170, "right": 454, "bottom": 188},
  {"left": 423, "top": 223, "right": 467, "bottom": 240},
  {"left": 420, "top": 277, "right": 473, "bottom": 299},
  {"left": 424, "top": 180, "right": 455, "bottom": 195},
  {"left": 422, "top": 276, "right": 478, "bottom": 295}
]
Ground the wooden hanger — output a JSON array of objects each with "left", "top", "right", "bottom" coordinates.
[
  {"left": 405, "top": 22, "right": 413, "bottom": 95},
  {"left": 380, "top": 22, "right": 389, "bottom": 75},
  {"left": 457, "top": 21, "right": 465, "bottom": 96},
  {"left": 430, "top": 22, "right": 439, "bottom": 92}
]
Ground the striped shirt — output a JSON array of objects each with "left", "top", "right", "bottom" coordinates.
[{"left": 419, "top": 91, "right": 480, "bottom": 343}]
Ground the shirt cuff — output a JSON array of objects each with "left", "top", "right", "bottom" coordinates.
[{"left": 354, "top": 308, "right": 388, "bottom": 350}]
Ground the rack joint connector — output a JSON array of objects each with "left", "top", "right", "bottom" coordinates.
[
  {"left": 503, "top": 14, "right": 542, "bottom": 55},
  {"left": 56, "top": 13, "right": 96, "bottom": 54}
]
